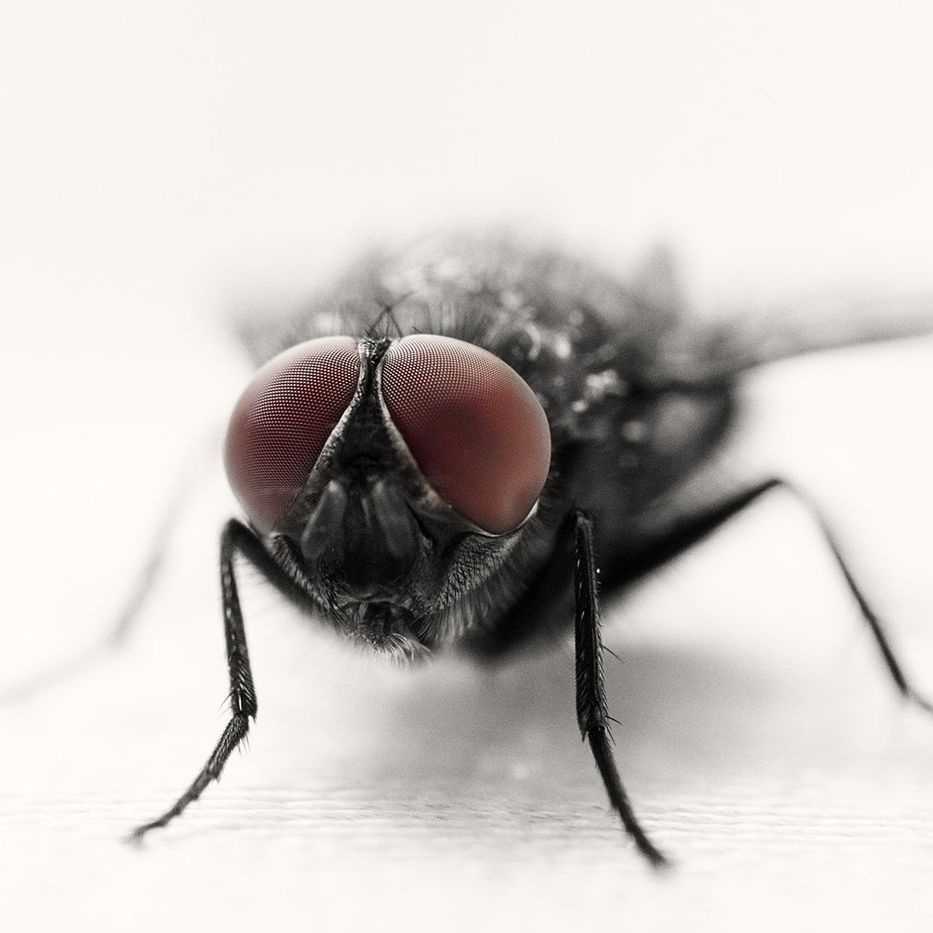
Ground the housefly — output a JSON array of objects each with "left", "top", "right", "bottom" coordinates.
[{"left": 114, "top": 234, "right": 932, "bottom": 865}]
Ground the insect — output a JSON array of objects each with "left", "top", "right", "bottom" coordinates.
[{"left": 105, "top": 235, "right": 933, "bottom": 864}]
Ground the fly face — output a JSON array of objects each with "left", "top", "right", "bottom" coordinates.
[{"left": 223, "top": 331, "right": 552, "bottom": 656}]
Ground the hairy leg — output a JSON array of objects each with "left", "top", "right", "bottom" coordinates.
[
  {"left": 572, "top": 509, "right": 668, "bottom": 868},
  {"left": 129, "top": 518, "right": 302, "bottom": 840}
]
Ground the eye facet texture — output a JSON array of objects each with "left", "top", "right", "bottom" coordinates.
[
  {"left": 381, "top": 335, "right": 551, "bottom": 533},
  {"left": 225, "top": 337, "right": 360, "bottom": 532}
]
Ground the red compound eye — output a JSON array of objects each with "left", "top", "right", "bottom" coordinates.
[
  {"left": 224, "top": 337, "right": 360, "bottom": 532},
  {"left": 381, "top": 335, "right": 551, "bottom": 534}
]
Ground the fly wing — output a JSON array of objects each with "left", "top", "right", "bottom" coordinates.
[{"left": 656, "top": 291, "right": 933, "bottom": 386}]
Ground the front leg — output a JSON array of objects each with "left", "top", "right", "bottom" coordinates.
[
  {"left": 129, "top": 519, "right": 291, "bottom": 840},
  {"left": 572, "top": 509, "right": 668, "bottom": 868}
]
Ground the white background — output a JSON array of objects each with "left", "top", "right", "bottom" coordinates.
[{"left": 2, "top": 2, "right": 933, "bottom": 930}]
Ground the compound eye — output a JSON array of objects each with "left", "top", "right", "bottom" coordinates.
[
  {"left": 381, "top": 335, "right": 551, "bottom": 534},
  {"left": 224, "top": 336, "right": 360, "bottom": 532}
]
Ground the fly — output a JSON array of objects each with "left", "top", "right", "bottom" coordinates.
[{"left": 14, "top": 233, "right": 933, "bottom": 867}]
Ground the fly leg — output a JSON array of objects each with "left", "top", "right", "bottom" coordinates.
[
  {"left": 782, "top": 481, "right": 933, "bottom": 713},
  {"left": 572, "top": 509, "right": 668, "bottom": 868},
  {"left": 614, "top": 478, "right": 933, "bottom": 712},
  {"left": 129, "top": 518, "right": 302, "bottom": 840}
]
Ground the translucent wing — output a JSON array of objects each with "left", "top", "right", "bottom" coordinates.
[{"left": 653, "top": 290, "right": 933, "bottom": 386}]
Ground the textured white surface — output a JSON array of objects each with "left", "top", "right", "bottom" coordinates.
[
  {"left": 3, "top": 3, "right": 933, "bottom": 931},
  {"left": 3, "top": 318, "right": 933, "bottom": 933}
]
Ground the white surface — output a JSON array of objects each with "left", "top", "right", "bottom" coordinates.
[{"left": 2, "top": 3, "right": 933, "bottom": 931}]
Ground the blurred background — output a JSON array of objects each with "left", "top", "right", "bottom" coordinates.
[{"left": 2, "top": 2, "right": 933, "bottom": 930}]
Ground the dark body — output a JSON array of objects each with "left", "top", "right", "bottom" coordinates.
[
  {"left": 239, "top": 235, "right": 737, "bottom": 657},
  {"left": 129, "top": 234, "right": 932, "bottom": 863}
]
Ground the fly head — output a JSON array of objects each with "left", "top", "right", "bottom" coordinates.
[{"left": 224, "top": 332, "right": 553, "bottom": 656}]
